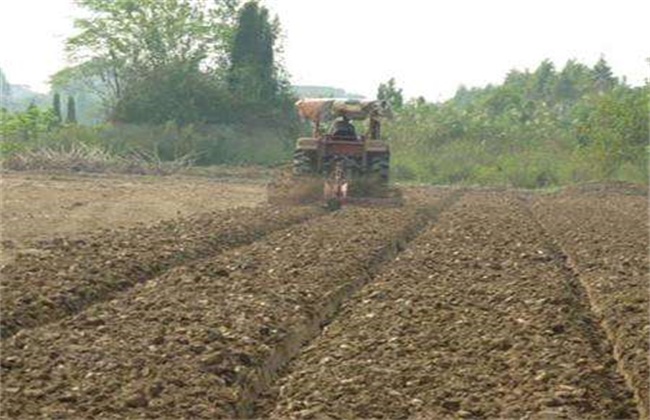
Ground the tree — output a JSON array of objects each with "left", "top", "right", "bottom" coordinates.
[
  {"left": 66, "top": 96, "right": 77, "bottom": 124},
  {"left": 531, "top": 59, "right": 556, "bottom": 102},
  {"left": 50, "top": 64, "right": 108, "bottom": 125},
  {"left": 574, "top": 85, "right": 647, "bottom": 174},
  {"left": 66, "top": 0, "right": 239, "bottom": 110},
  {"left": 593, "top": 56, "right": 616, "bottom": 93},
  {"left": 377, "top": 78, "right": 404, "bottom": 110},
  {"left": 484, "top": 86, "right": 522, "bottom": 118},
  {"left": 0, "top": 67, "right": 10, "bottom": 102},
  {"left": 554, "top": 59, "right": 592, "bottom": 103},
  {"left": 51, "top": 59, "right": 125, "bottom": 114},
  {"left": 112, "top": 60, "right": 233, "bottom": 125},
  {"left": 52, "top": 92, "right": 63, "bottom": 124},
  {"left": 64, "top": 0, "right": 293, "bottom": 125},
  {"left": 504, "top": 69, "right": 530, "bottom": 89},
  {"left": 228, "top": 1, "right": 282, "bottom": 103}
]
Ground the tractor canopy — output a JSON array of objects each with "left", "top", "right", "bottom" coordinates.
[{"left": 296, "top": 98, "right": 392, "bottom": 124}]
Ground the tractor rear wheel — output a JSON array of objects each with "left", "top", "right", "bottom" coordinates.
[
  {"left": 292, "top": 149, "right": 315, "bottom": 175},
  {"left": 369, "top": 154, "right": 390, "bottom": 183}
]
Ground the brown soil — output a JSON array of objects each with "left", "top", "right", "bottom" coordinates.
[
  {"left": 267, "top": 191, "right": 638, "bottom": 419},
  {"left": 0, "top": 171, "right": 266, "bottom": 265},
  {"left": 0, "top": 204, "right": 323, "bottom": 339},
  {"left": 531, "top": 189, "right": 649, "bottom": 418},
  {"left": 0, "top": 177, "right": 645, "bottom": 420},
  {"left": 0, "top": 190, "right": 454, "bottom": 418}
]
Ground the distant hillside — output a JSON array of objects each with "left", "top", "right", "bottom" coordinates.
[
  {"left": 292, "top": 85, "right": 365, "bottom": 99},
  {"left": 0, "top": 68, "right": 50, "bottom": 112},
  {"left": 7, "top": 84, "right": 50, "bottom": 110}
]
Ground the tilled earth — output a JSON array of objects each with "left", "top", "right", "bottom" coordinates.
[
  {"left": 0, "top": 184, "right": 646, "bottom": 419},
  {"left": 0, "top": 171, "right": 268, "bottom": 266},
  {"left": 531, "top": 187, "right": 649, "bottom": 419},
  {"left": 268, "top": 192, "right": 640, "bottom": 419},
  {"left": 1, "top": 205, "right": 323, "bottom": 338}
]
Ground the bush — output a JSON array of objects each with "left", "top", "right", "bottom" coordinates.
[
  {"left": 2, "top": 144, "right": 193, "bottom": 174},
  {"left": 386, "top": 79, "right": 648, "bottom": 188},
  {"left": 1, "top": 120, "right": 299, "bottom": 171}
]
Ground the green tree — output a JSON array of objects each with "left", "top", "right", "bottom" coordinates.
[
  {"left": 228, "top": 1, "right": 282, "bottom": 103},
  {"left": 112, "top": 60, "right": 232, "bottom": 125},
  {"left": 3, "top": 103, "right": 58, "bottom": 142},
  {"left": 385, "top": 58, "right": 646, "bottom": 186},
  {"left": 553, "top": 59, "right": 592, "bottom": 103},
  {"left": 531, "top": 59, "right": 556, "bottom": 102},
  {"left": 51, "top": 59, "right": 122, "bottom": 118},
  {"left": 0, "top": 67, "right": 10, "bottom": 103},
  {"left": 593, "top": 56, "right": 616, "bottom": 93},
  {"left": 52, "top": 92, "right": 63, "bottom": 124},
  {"left": 377, "top": 77, "right": 404, "bottom": 109},
  {"left": 66, "top": 0, "right": 239, "bottom": 110},
  {"left": 64, "top": 0, "right": 295, "bottom": 125},
  {"left": 574, "top": 85, "right": 647, "bottom": 175},
  {"left": 66, "top": 96, "right": 77, "bottom": 124},
  {"left": 50, "top": 64, "right": 107, "bottom": 125}
]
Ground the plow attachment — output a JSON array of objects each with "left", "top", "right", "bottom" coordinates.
[
  {"left": 323, "top": 160, "right": 349, "bottom": 210},
  {"left": 268, "top": 165, "right": 402, "bottom": 210}
]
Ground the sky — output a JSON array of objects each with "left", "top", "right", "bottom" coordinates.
[{"left": 1, "top": 0, "right": 648, "bottom": 101}]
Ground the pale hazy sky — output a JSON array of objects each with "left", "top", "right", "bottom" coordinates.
[{"left": 1, "top": 0, "right": 648, "bottom": 101}]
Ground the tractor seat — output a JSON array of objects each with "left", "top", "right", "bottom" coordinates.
[
  {"left": 331, "top": 134, "right": 360, "bottom": 141},
  {"left": 332, "top": 128, "right": 356, "bottom": 136}
]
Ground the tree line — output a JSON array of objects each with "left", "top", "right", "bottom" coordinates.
[
  {"left": 1, "top": 0, "right": 301, "bottom": 164},
  {"left": 385, "top": 57, "right": 648, "bottom": 187},
  {"left": 0, "top": 0, "right": 646, "bottom": 186},
  {"left": 54, "top": 0, "right": 292, "bottom": 125}
]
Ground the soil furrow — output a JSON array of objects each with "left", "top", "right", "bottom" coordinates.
[
  {"left": 531, "top": 191, "right": 649, "bottom": 419},
  {"left": 0, "top": 205, "right": 323, "bottom": 339},
  {"left": 266, "top": 192, "right": 637, "bottom": 419},
  {"left": 234, "top": 190, "right": 463, "bottom": 417},
  {"left": 0, "top": 189, "right": 455, "bottom": 419}
]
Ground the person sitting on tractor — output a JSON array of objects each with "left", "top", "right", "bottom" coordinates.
[{"left": 330, "top": 116, "right": 357, "bottom": 138}]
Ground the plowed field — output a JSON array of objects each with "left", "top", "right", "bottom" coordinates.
[
  {"left": 0, "top": 176, "right": 647, "bottom": 419},
  {"left": 0, "top": 171, "right": 267, "bottom": 265}
]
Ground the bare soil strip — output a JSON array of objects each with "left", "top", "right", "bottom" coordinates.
[
  {"left": 0, "top": 205, "right": 323, "bottom": 338},
  {"left": 531, "top": 191, "right": 649, "bottom": 418},
  {"left": 0, "top": 171, "right": 267, "bottom": 256},
  {"left": 267, "top": 192, "right": 637, "bottom": 419},
  {"left": 0, "top": 189, "right": 456, "bottom": 418}
]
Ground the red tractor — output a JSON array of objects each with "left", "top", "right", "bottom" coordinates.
[{"left": 292, "top": 98, "right": 393, "bottom": 207}]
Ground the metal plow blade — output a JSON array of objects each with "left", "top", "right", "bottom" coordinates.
[{"left": 323, "top": 160, "right": 349, "bottom": 210}]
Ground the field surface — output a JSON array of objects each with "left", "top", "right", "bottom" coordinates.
[
  {"left": 0, "top": 171, "right": 266, "bottom": 265},
  {"left": 0, "top": 172, "right": 647, "bottom": 419}
]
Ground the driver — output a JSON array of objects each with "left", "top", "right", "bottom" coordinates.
[{"left": 330, "top": 116, "right": 357, "bottom": 138}]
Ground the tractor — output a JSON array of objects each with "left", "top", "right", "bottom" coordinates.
[{"left": 291, "top": 98, "right": 394, "bottom": 207}]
